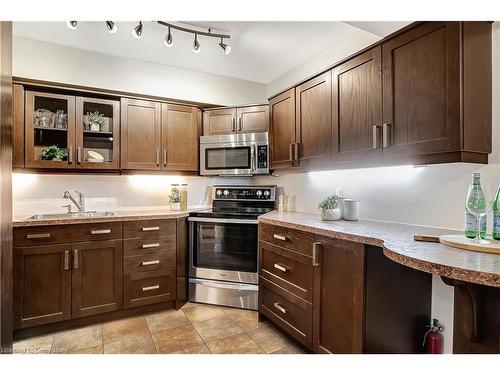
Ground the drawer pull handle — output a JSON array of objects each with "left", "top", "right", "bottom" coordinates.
[
  {"left": 273, "top": 234, "right": 288, "bottom": 241},
  {"left": 142, "top": 260, "right": 160, "bottom": 266},
  {"left": 142, "top": 284, "right": 160, "bottom": 291},
  {"left": 142, "top": 243, "right": 160, "bottom": 249},
  {"left": 91, "top": 229, "right": 111, "bottom": 235},
  {"left": 142, "top": 226, "right": 160, "bottom": 232},
  {"left": 273, "top": 263, "right": 288, "bottom": 272},
  {"left": 27, "top": 233, "right": 50, "bottom": 239},
  {"left": 274, "top": 302, "right": 287, "bottom": 314}
]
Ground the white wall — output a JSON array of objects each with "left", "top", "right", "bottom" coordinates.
[{"left": 12, "top": 37, "right": 267, "bottom": 106}]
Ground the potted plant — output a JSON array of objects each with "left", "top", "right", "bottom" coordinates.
[
  {"left": 86, "top": 111, "right": 105, "bottom": 132},
  {"left": 319, "top": 195, "right": 342, "bottom": 221},
  {"left": 40, "top": 145, "right": 68, "bottom": 161},
  {"left": 169, "top": 190, "right": 181, "bottom": 211}
]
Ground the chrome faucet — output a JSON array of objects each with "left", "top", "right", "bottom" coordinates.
[{"left": 62, "top": 190, "right": 85, "bottom": 213}]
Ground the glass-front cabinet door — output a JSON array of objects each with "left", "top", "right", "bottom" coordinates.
[
  {"left": 76, "top": 97, "right": 120, "bottom": 169},
  {"left": 25, "top": 91, "right": 76, "bottom": 169}
]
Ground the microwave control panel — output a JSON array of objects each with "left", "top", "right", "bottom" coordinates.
[{"left": 257, "top": 145, "right": 268, "bottom": 169}]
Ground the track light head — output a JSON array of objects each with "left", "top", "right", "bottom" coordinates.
[
  {"left": 66, "top": 21, "right": 78, "bottom": 30},
  {"left": 219, "top": 38, "right": 231, "bottom": 55},
  {"left": 193, "top": 34, "right": 201, "bottom": 53},
  {"left": 132, "top": 21, "right": 143, "bottom": 39},
  {"left": 106, "top": 21, "right": 117, "bottom": 34},
  {"left": 164, "top": 27, "right": 173, "bottom": 47}
]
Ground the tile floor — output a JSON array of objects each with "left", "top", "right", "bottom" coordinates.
[{"left": 13, "top": 302, "right": 306, "bottom": 354}]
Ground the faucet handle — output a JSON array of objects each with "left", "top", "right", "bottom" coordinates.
[
  {"left": 61, "top": 204, "right": 72, "bottom": 213},
  {"left": 62, "top": 190, "right": 71, "bottom": 198}
]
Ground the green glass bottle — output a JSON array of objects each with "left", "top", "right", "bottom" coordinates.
[
  {"left": 493, "top": 185, "right": 500, "bottom": 240},
  {"left": 464, "top": 173, "right": 487, "bottom": 239}
]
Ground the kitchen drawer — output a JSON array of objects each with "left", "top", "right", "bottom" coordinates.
[
  {"left": 259, "top": 241, "right": 313, "bottom": 302},
  {"left": 123, "top": 219, "right": 176, "bottom": 239},
  {"left": 259, "top": 223, "right": 314, "bottom": 256},
  {"left": 259, "top": 278, "right": 313, "bottom": 349},
  {"left": 124, "top": 252, "right": 175, "bottom": 276},
  {"left": 123, "top": 236, "right": 176, "bottom": 257},
  {"left": 124, "top": 271, "right": 176, "bottom": 308},
  {"left": 14, "top": 222, "right": 122, "bottom": 247}
]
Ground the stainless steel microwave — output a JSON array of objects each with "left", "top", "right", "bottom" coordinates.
[{"left": 199, "top": 132, "right": 269, "bottom": 176}]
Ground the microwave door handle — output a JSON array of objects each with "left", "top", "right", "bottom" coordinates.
[{"left": 251, "top": 144, "right": 257, "bottom": 172}]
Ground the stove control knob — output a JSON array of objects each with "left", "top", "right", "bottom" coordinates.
[
  {"left": 216, "top": 189, "right": 222, "bottom": 196},
  {"left": 223, "top": 190, "right": 229, "bottom": 196},
  {"left": 263, "top": 190, "right": 270, "bottom": 197},
  {"left": 256, "top": 190, "right": 263, "bottom": 197}
]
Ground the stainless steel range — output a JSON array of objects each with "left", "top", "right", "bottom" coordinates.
[{"left": 188, "top": 185, "right": 276, "bottom": 310}]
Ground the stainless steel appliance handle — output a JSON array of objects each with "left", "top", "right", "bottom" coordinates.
[
  {"left": 274, "top": 302, "right": 287, "bottom": 314},
  {"left": 251, "top": 143, "right": 257, "bottom": 171},
  {"left": 372, "top": 125, "right": 381, "bottom": 150},
  {"left": 189, "top": 278, "right": 259, "bottom": 291},
  {"left": 382, "top": 123, "right": 391, "bottom": 148},
  {"left": 188, "top": 217, "right": 259, "bottom": 225},
  {"left": 312, "top": 242, "right": 321, "bottom": 267}
]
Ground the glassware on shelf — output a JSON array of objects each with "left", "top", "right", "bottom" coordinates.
[
  {"left": 34, "top": 109, "right": 54, "bottom": 128},
  {"left": 465, "top": 173, "right": 492, "bottom": 243},
  {"left": 54, "top": 110, "right": 67, "bottom": 129}
]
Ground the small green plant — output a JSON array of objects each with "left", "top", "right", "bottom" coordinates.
[
  {"left": 40, "top": 145, "right": 68, "bottom": 161},
  {"left": 86, "top": 111, "right": 105, "bottom": 127},
  {"left": 169, "top": 190, "right": 180, "bottom": 204},
  {"left": 319, "top": 195, "right": 339, "bottom": 210}
]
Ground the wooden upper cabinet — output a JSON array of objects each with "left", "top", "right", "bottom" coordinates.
[
  {"left": 75, "top": 97, "right": 120, "bottom": 170},
  {"left": 13, "top": 84, "right": 25, "bottom": 168},
  {"left": 203, "top": 108, "right": 236, "bottom": 135},
  {"left": 382, "top": 22, "right": 460, "bottom": 158},
  {"left": 25, "top": 91, "right": 76, "bottom": 169},
  {"left": 332, "top": 47, "right": 382, "bottom": 163},
  {"left": 236, "top": 105, "right": 269, "bottom": 133},
  {"left": 269, "top": 88, "right": 296, "bottom": 169},
  {"left": 71, "top": 239, "right": 123, "bottom": 318},
  {"left": 13, "top": 244, "right": 71, "bottom": 329},
  {"left": 162, "top": 103, "right": 200, "bottom": 171},
  {"left": 295, "top": 72, "right": 332, "bottom": 167},
  {"left": 313, "top": 237, "right": 365, "bottom": 354},
  {"left": 121, "top": 98, "right": 161, "bottom": 170}
]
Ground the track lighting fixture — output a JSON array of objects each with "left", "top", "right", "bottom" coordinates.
[
  {"left": 66, "top": 21, "right": 78, "bottom": 30},
  {"left": 164, "top": 26, "right": 173, "bottom": 47},
  {"left": 132, "top": 21, "right": 143, "bottom": 39},
  {"left": 219, "top": 37, "right": 231, "bottom": 55},
  {"left": 193, "top": 33, "right": 201, "bottom": 53},
  {"left": 106, "top": 21, "right": 117, "bottom": 34}
]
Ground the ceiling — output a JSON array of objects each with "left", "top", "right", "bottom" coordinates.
[{"left": 13, "top": 21, "right": 410, "bottom": 84}]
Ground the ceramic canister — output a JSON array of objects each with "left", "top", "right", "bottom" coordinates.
[{"left": 343, "top": 199, "right": 360, "bottom": 221}]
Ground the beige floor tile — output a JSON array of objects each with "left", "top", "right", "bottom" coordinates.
[
  {"left": 182, "top": 304, "right": 226, "bottom": 323},
  {"left": 271, "top": 344, "right": 307, "bottom": 354},
  {"left": 103, "top": 316, "right": 150, "bottom": 344},
  {"left": 71, "top": 345, "right": 103, "bottom": 354},
  {"left": 152, "top": 324, "right": 205, "bottom": 354},
  {"left": 104, "top": 336, "right": 156, "bottom": 354},
  {"left": 224, "top": 308, "right": 264, "bottom": 331},
  {"left": 193, "top": 316, "right": 243, "bottom": 343},
  {"left": 145, "top": 309, "right": 190, "bottom": 333},
  {"left": 207, "top": 333, "right": 264, "bottom": 354},
  {"left": 169, "top": 343, "right": 211, "bottom": 354},
  {"left": 247, "top": 324, "right": 293, "bottom": 353},
  {"left": 51, "top": 325, "right": 102, "bottom": 353},
  {"left": 13, "top": 335, "right": 54, "bottom": 354}
]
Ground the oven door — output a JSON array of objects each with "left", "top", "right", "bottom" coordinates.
[
  {"left": 188, "top": 217, "right": 259, "bottom": 284},
  {"left": 200, "top": 143, "right": 253, "bottom": 176}
]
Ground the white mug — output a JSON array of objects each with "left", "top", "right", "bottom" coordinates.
[{"left": 343, "top": 199, "right": 360, "bottom": 221}]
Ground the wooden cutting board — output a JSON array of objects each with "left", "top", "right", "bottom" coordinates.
[{"left": 414, "top": 234, "right": 500, "bottom": 255}]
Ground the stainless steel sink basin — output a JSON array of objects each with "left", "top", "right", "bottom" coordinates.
[{"left": 25, "top": 211, "right": 116, "bottom": 220}]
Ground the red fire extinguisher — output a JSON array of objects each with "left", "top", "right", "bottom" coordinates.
[{"left": 423, "top": 318, "right": 443, "bottom": 354}]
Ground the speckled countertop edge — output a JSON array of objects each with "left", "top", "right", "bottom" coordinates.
[{"left": 258, "top": 211, "right": 500, "bottom": 288}]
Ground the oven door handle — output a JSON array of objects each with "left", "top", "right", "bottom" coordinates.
[{"left": 188, "top": 217, "right": 259, "bottom": 225}]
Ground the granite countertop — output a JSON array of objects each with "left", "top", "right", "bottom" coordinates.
[
  {"left": 259, "top": 211, "right": 500, "bottom": 288},
  {"left": 13, "top": 209, "right": 192, "bottom": 227}
]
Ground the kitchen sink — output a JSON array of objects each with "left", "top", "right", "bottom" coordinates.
[{"left": 24, "top": 211, "right": 116, "bottom": 220}]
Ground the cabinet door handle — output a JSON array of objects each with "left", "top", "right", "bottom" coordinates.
[
  {"left": 232, "top": 117, "right": 236, "bottom": 132},
  {"left": 163, "top": 149, "right": 167, "bottom": 166},
  {"left": 142, "top": 226, "right": 160, "bottom": 232},
  {"left": 27, "top": 233, "right": 50, "bottom": 239},
  {"left": 68, "top": 146, "right": 73, "bottom": 164},
  {"left": 382, "top": 123, "right": 391, "bottom": 148},
  {"left": 289, "top": 143, "right": 294, "bottom": 162},
  {"left": 294, "top": 142, "right": 299, "bottom": 162},
  {"left": 238, "top": 117, "right": 242, "bottom": 132},
  {"left": 73, "top": 249, "right": 79, "bottom": 270},
  {"left": 77, "top": 146, "right": 82, "bottom": 164},
  {"left": 142, "top": 284, "right": 160, "bottom": 291},
  {"left": 156, "top": 149, "right": 161, "bottom": 166},
  {"left": 273, "top": 302, "right": 287, "bottom": 314},
  {"left": 64, "top": 250, "right": 69, "bottom": 271},
  {"left": 312, "top": 242, "right": 321, "bottom": 267},
  {"left": 142, "top": 260, "right": 160, "bottom": 266},
  {"left": 273, "top": 234, "right": 288, "bottom": 241},
  {"left": 273, "top": 263, "right": 288, "bottom": 273},
  {"left": 142, "top": 243, "right": 160, "bottom": 249},
  {"left": 372, "top": 125, "right": 381, "bottom": 150},
  {"left": 91, "top": 229, "right": 111, "bottom": 235}
]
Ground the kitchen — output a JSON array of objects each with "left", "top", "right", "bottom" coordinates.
[{"left": 0, "top": 1, "right": 499, "bottom": 373}]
